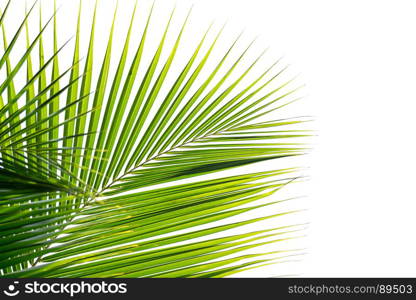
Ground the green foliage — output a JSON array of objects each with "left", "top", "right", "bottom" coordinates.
[{"left": 0, "top": 0, "right": 308, "bottom": 277}]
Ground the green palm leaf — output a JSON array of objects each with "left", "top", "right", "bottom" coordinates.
[{"left": 0, "top": 0, "right": 308, "bottom": 278}]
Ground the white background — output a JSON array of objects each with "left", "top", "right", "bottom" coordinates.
[{"left": 5, "top": 0, "right": 416, "bottom": 277}]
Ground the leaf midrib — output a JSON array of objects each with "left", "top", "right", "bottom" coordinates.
[{"left": 97, "top": 127, "right": 226, "bottom": 195}]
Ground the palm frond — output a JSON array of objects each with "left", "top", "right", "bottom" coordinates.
[{"left": 0, "top": 0, "right": 308, "bottom": 277}]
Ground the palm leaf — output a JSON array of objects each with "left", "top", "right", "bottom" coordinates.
[{"left": 0, "top": 0, "right": 308, "bottom": 277}]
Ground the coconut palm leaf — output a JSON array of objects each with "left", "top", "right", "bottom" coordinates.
[{"left": 0, "top": 0, "right": 308, "bottom": 278}]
